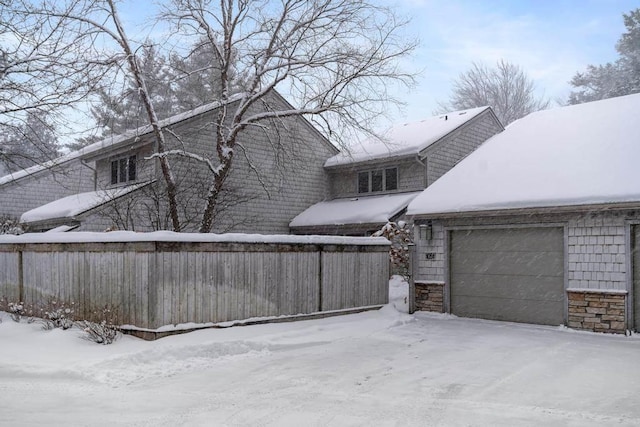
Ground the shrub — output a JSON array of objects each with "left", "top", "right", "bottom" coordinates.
[
  {"left": 0, "top": 216, "right": 25, "bottom": 235},
  {"left": 1, "top": 299, "right": 36, "bottom": 323},
  {"left": 39, "top": 301, "right": 75, "bottom": 330},
  {"left": 77, "top": 306, "right": 120, "bottom": 344},
  {"left": 374, "top": 221, "right": 413, "bottom": 277},
  {"left": 77, "top": 320, "right": 119, "bottom": 345}
]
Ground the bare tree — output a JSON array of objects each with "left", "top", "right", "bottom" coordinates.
[
  {"left": 0, "top": 0, "right": 102, "bottom": 169},
  {"left": 438, "top": 60, "right": 550, "bottom": 125},
  {"left": 16, "top": 0, "right": 416, "bottom": 232},
  {"left": 161, "top": 0, "right": 417, "bottom": 232}
]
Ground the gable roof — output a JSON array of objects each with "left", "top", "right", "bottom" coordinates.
[
  {"left": 407, "top": 93, "right": 640, "bottom": 217},
  {"left": 290, "top": 191, "right": 422, "bottom": 228},
  {"left": 0, "top": 96, "right": 242, "bottom": 187},
  {"left": 1, "top": 89, "right": 338, "bottom": 186},
  {"left": 324, "top": 106, "right": 493, "bottom": 168}
]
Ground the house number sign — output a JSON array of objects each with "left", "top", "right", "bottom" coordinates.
[{"left": 425, "top": 252, "right": 436, "bottom": 260}]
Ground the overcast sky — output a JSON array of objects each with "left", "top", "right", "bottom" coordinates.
[
  {"left": 386, "top": 0, "right": 640, "bottom": 123},
  {"left": 115, "top": 0, "right": 639, "bottom": 131}
]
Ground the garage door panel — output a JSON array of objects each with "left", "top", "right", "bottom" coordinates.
[
  {"left": 451, "top": 251, "right": 563, "bottom": 277},
  {"left": 452, "top": 228, "right": 564, "bottom": 253},
  {"left": 450, "top": 227, "right": 564, "bottom": 326},
  {"left": 452, "top": 295, "right": 564, "bottom": 325},
  {"left": 451, "top": 274, "right": 565, "bottom": 301}
]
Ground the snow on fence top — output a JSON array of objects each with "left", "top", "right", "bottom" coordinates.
[{"left": 0, "top": 230, "right": 390, "bottom": 246}]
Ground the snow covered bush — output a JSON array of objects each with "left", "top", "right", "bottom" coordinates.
[
  {"left": 373, "top": 221, "right": 413, "bottom": 277},
  {"left": 8, "top": 301, "right": 26, "bottom": 322},
  {"left": 0, "top": 216, "right": 25, "bottom": 235},
  {"left": 1, "top": 299, "right": 36, "bottom": 323},
  {"left": 78, "top": 320, "right": 119, "bottom": 345},
  {"left": 39, "top": 301, "right": 75, "bottom": 330},
  {"left": 77, "top": 306, "right": 120, "bottom": 344}
]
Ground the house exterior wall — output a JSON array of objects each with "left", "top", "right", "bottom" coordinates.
[
  {"left": 425, "top": 110, "right": 503, "bottom": 185},
  {"left": 82, "top": 94, "right": 337, "bottom": 234},
  {"left": 0, "top": 160, "right": 95, "bottom": 221},
  {"left": 328, "top": 159, "right": 425, "bottom": 199},
  {"left": 411, "top": 209, "right": 637, "bottom": 333},
  {"left": 94, "top": 143, "right": 156, "bottom": 190},
  {"left": 326, "top": 109, "right": 502, "bottom": 200}
]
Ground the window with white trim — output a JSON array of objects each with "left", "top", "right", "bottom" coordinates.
[
  {"left": 110, "top": 155, "right": 137, "bottom": 185},
  {"left": 357, "top": 167, "right": 398, "bottom": 193}
]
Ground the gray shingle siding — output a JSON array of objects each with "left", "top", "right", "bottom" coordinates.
[
  {"left": 79, "top": 94, "right": 336, "bottom": 233},
  {"left": 329, "top": 158, "right": 426, "bottom": 199},
  {"left": 327, "top": 109, "right": 502, "bottom": 201},
  {"left": 414, "top": 210, "right": 632, "bottom": 292},
  {"left": 414, "top": 222, "right": 446, "bottom": 283},
  {"left": 567, "top": 215, "right": 627, "bottom": 291},
  {"left": 95, "top": 144, "right": 156, "bottom": 190},
  {"left": 425, "top": 110, "right": 503, "bottom": 185},
  {"left": 0, "top": 161, "right": 95, "bottom": 219}
]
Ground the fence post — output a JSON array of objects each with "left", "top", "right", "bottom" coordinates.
[
  {"left": 408, "top": 243, "right": 416, "bottom": 314},
  {"left": 318, "top": 246, "right": 323, "bottom": 312},
  {"left": 18, "top": 249, "right": 24, "bottom": 303}
]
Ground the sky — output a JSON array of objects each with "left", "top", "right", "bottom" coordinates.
[
  {"left": 116, "top": 0, "right": 640, "bottom": 127},
  {"left": 78, "top": 0, "right": 640, "bottom": 140},
  {"left": 385, "top": 0, "right": 640, "bottom": 122}
]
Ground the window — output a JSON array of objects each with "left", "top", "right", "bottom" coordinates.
[
  {"left": 358, "top": 171, "right": 369, "bottom": 193},
  {"left": 111, "top": 155, "right": 137, "bottom": 185},
  {"left": 357, "top": 167, "right": 398, "bottom": 193}
]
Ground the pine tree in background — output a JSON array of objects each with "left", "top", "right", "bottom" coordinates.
[
  {"left": 568, "top": 8, "right": 640, "bottom": 104},
  {"left": 0, "top": 112, "right": 60, "bottom": 173},
  {"left": 70, "top": 41, "right": 224, "bottom": 150}
]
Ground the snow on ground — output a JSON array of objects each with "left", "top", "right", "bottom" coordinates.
[{"left": 1, "top": 276, "right": 640, "bottom": 426}]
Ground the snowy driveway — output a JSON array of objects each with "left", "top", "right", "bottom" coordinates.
[{"left": 1, "top": 306, "right": 639, "bottom": 426}]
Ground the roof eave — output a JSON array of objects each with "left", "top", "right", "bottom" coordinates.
[
  {"left": 324, "top": 152, "right": 419, "bottom": 170},
  {"left": 324, "top": 106, "right": 498, "bottom": 170},
  {"left": 408, "top": 200, "right": 640, "bottom": 220}
]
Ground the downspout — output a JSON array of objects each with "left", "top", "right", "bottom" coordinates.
[{"left": 81, "top": 160, "right": 98, "bottom": 191}]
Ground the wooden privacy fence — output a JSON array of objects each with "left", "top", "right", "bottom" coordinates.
[{"left": 0, "top": 232, "right": 390, "bottom": 329}]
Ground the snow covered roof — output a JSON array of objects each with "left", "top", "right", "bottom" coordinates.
[
  {"left": 325, "top": 107, "right": 492, "bottom": 168},
  {"left": 290, "top": 192, "right": 422, "bottom": 228},
  {"left": 20, "top": 182, "right": 151, "bottom": 224},
  {"left": 407, "top": 93, "right": 640, "bottom": 217},
  {"left": 0, "top": 95, "right": 245, "bottom": 187}
]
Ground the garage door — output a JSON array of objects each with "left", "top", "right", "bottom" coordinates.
[{"left": 450, "top": 227, "right": 564, "bottom": 325}]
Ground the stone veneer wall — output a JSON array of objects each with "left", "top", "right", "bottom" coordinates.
[
  {"left": 414, "top": 282, "right": 444, "bottom": 313},
  {"left": 567, "top": 290, "right": 626, "bottom": 334}
]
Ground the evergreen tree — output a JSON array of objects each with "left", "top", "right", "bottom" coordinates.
[
  {"left": 568, "top": 8, "right": 640, "bottom": 104},
  {"left": 0, "top": 112, "right": 60, "bottom": 173},
  {"left": 71, "top": 41, "right": 222, "bottom": 150}
]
